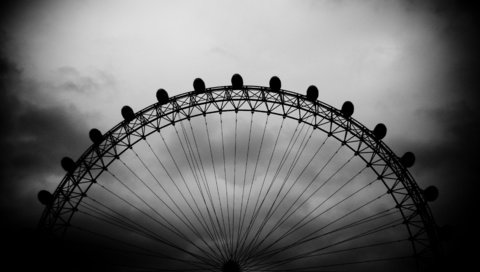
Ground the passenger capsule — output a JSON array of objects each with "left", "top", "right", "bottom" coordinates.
[
  {"left": 61, "top": 157, "right": 76, "bottom": 173},
  {"left": 400, "top": 152, "right": 415, "bottom": 168},
  {"left": 231, "top": 74, "right": 244, "bottom": 89},
  {"left": 373, "top": 123, "right": 387, "bottom": 140},
  {"left": 306, "top": 85, "right": 318, "bottom": 102},
  {"left": 341, "top": 101, "right": 354, "bottom": 118},
  {"left": 156, "top": 89, "right": 169, "bottom": 105},
  {"left": 193, "top": 78, "right": 206, "bottom": 93},
  {"left": 269, "top": 76, "right": 281, "bottom": 92},
  {"left": 422, "top": 186, "right": 439, "bottom": 202},
  {"left": 38, "top": 190, "right": 54, "bottom": 206},
  {"left": 89, "top": 128, "right": 103, "bottom": 145},
  {"left": 121, "top": 106, "right": 135, "bottom": 122}
]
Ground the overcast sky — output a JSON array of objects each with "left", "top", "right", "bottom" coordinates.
[{"left": 0, "top": 0, "right": 479, "bottom": 269}]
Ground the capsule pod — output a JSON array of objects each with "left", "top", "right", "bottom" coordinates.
[
  {"left": 231, "top": 74, "right": 243, "bottom": 89},
  {"left": 306, "top": 85, "right": 318, "bottom": 102},
  {"left": 156, "top": 89, "right": 169, "bottom": 105},
  {"left": 61, "top": 157, "right": 76, "bottom": 173},
  {"left": 269, "top": 76, "right": 281, "bottom": 92},
  {"left": 89, "top": 128, "right": 103, "bottom": 145},
  {"left": 193, "top": 78, "right": 206, "bottom": 93},
  {"left": 400, "top": 152, "right": 415, "bottom": 168},
  {"left": 121, "top": 106, "right": 135, "bottom": 122},
  {"left": 38, "top": 190, "right": 54, "bottom": 206},
  {"left": 341, "top": 101, "right": 354, "bottom": 118},
  {"left": 373, "top": 123, "right": 387, "bottom": 140},
  {"left": 422, "top": 186, "right": 439, "bottom": 202}
]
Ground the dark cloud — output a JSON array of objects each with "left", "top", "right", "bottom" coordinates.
[
  {"left": 413, "top": 0, "right": 480, "bottom": 221},
  {"left": 0, "top": 25, "right": 97, "bottom": 269},
  {"left": 392, "top": 0, "right": 480, "bottom": 269},
  {"left": 0, "top": 31, "right": 90, "bottom": 228}
]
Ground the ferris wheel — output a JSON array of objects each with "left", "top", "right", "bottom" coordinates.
[{"left": 38, "top": 75, "right": 442, "bottom": 271}]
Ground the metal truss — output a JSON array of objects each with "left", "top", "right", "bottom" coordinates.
[{"left": 39, "top": 85, "right": 441, "bottom": 266}]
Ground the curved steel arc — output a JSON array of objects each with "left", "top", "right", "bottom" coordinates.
[{"left": 39, "top": 85, "right": 440, "bottom": 261}]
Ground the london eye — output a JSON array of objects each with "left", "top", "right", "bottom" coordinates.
[{"left": 38, "top": 74, "right": 442, "bottom": 271}]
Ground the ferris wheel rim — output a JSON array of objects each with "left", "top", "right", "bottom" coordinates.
[{"left": 38, "top": 81, "right": 441, "bottom": 263}]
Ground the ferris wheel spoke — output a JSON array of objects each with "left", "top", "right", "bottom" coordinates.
[
  {"left": 156, "top": 133, "right": 222, "bottom": 252},
  {"left": 231, "top": 114, "right": 238, "bottom": 256},
  {"left": 173, "top": 123, "right": 225, "bottom": 254},
  {"left": 255, "top": 255, "right": 412, "bottom": 272},
  {"left": 129, "top": 146, "right": 228, "bottom": 261},
  {"left": 252, "top": 217, "right": 405, "bottom": 270},
  {"left": 77, "top": 198, "right": 225, "bottom": 269},
  {"left": 185, "top": 120, "right": 229, "bottom": 258},
  {"left": 119, "top": 154, "right": 224, "bottom": 259},
  {"left": 101, "top": 172, "right": 185, "bottom": 238},
  {"left": 251, "top": 238, "right": 410, "bottom": 271},
  {"left": 79, "top": 198, "right": 177, "bottom": 243},
  {"left": 96, "top": 171, "right": 223, "bottom": 263},
  {"left": 236, "top": 114, "right": 270, "bottom": 256},
  {"left": 203, "top": 116, "right": 231, "bottom": 257},
  {"left": 249, "top": 198, "right": 398, "bottom": 264},
  {"left": 241, "top": 141, "right": 345, "bottom": 261},
  {"left": 234, "top": 113, "right": 255, "bottom": 259},
  {"left": 238, "top": 117, "right": 294, "bottom": 256},
  {"left": 243, "top": 135, "right": 329, "bottom": 254},
  {"left": 144, "top": 138, "right": 223, "bottom": 255},
  {"left": 251, "top": 137, "right": 344, "bottom": 246},
  {"left": 90, "top": 240, "right": 213, "bottom": 268},
  {"left": 265, "top": 161, "right": 367, "bottom": 250},
  {"left": 219, "top": 114, "right": 233, "bottom": 256},
  {"left": 78, "top": 207, "right": 144, "bottom": 236},
  {"left": 263, "top": 201, "right": 395, "bottom": 265},
  {"left": 243, "top": 125, "right": 315, "bottom": 255},
  {"left": 179, "top": 121, "right": 220, "bottom": 235},
  {"left": 71, "top": 218, "right": 218, "bottom": 269},
  {"left": 302, "top": 238, "right": 409, "bottom": 259},
  {"left": 249, "top": 155, "right": 362, "bottom": 258},
  {"left": 238, "top": 133, "right": 329, "bottom": 259},
  {"left": 243, "top": 120, "right": 305, "bottom": 251}
]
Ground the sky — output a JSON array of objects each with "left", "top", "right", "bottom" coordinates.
[{"left": 0, "top": 0, "right": 479, "bottom": 270}]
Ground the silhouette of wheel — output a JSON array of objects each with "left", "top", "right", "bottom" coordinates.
[{"left": 38, "top": 75, "right": 442, "bottom": 271}]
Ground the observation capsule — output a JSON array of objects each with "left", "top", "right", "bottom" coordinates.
[
  {"left": 61, "top": 157, "right": 76, "bottom": 173},
  {"left": 269, "top": 76, "right": 281, "bottom": 92},
  {"left": 121, "top": 106, "right": 135, "bottom": 122},
  {"left": 193, "top": 78, "right": 206, "bottom": 93},
  {"left": 89, "top": 128, "right": 103, "bottom": 145},
  {"left": 156, "top": 89, "right": 169, "bottom": 105},
  {"left": 341, "top": 101, "right": 354, "bottom": 118},
  {"left": 373, "top": 123, "right": 387, "bottom": 140},
  {"left": 38, "top": 190, "right": 54, "bottom": 206},
  {"left": 400, "top": 152, "right": 415, "bottom": 168},
  {"left": 306, "top": 85, "right": 318, "bottom": 102},
  {"left": 422, "top": 185, "right": 439, "bottom": 202},
  {"left": 231, "top": 74, "right": 243, "bottom": 90}
]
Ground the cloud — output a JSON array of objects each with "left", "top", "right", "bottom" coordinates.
[
  {"left": 55, "top": 66, "right": 116, "bottom": 94},
  {"left": 387, "top": 0, "right": 480, "bottom": 269},
  {"left": 0, "top": 32, "right": 92, "bottom": 229},
  {"left": 394, "top": 0, "right": 480, "bottom": 223}
]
